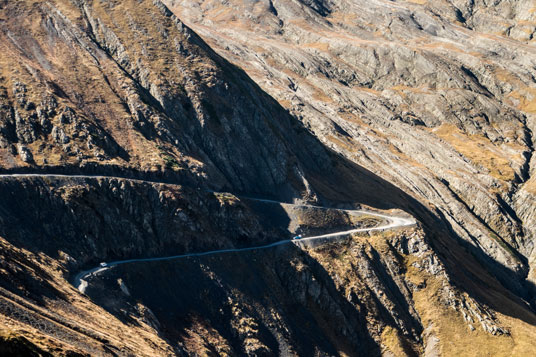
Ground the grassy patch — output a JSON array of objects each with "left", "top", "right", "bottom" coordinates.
[
  {"left": 162, "top": 154, "right": 179, "bottom": 169},
  {"left": 405, "top": 257, "right": 536, "bottom": 357},
  {"left": 214, "top": 192, "right": 240, "bottom": 205},
  {"left": 157, "top": 145, "right": 180, "bottom": 170},
  {"left": 381, "top": 326, "right": 416, "bottom": 356},
  {"left": 431, "top": 124, "right": 519, "bottom": 183}
]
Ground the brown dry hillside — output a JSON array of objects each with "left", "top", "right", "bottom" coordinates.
[
  {"left": 168, "top": 0, "right": 536, "bottom": 319},
  {"left": 0, "top": 0, "right": 535, "bottom": 356}
]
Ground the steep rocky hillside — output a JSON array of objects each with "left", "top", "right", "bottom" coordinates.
[
  {"left": 0, "top": 0, "right": 343, "bottom": 199},
  {"left": 0, "top": 176, "right": 378, "bottom": 355},
  {"left": 0, "top": 0, "right": 535, "bottom": 356},
  {"left": 167, "top": 0, "right": 536, "bottom": 305},
  {"left": 1, "top": 174, "right": 532, "bottom": 355}
]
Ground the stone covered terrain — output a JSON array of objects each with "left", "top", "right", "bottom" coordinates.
[
  {"left": 0, "top": 0, "right": 535, "bottom": 356},
  {"left": 167, "top": 0, "right": 536, "bottom": 309}
]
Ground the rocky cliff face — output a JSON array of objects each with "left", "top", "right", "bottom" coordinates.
[
  {"left": 86, "top": 224, "right": 536, "bottom": 356},
  {"left": 166, "top": 0, "right": 536, "bottom": 302},
  {"left": 0, "top": 0, "right": 536, "bottom": 356},
  {"left": 0, "top": 0, "right": 345, "bottom": 198}
]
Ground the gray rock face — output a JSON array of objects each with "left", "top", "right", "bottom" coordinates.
[
  {"left": 2, "top": 1, "right": 536, "bottom": 355},
  {"left": 16, "top": 144, "right": 33, "bottom": 163},
  {"left": 0, "top": 177, "right": 283, "bottom": 264},
  {"left": 450, "top": 0, "right": 536, "bottom": 41},
  {"left": 166, "top": 0, "right": 536, "bottom": 299}
]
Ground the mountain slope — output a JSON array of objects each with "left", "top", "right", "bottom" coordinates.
[
  {"left": 0, "top": 0, "right": 340, "bottom": 198},
  {"left": 0, "top": 0, "right": 535, "bottom": 356},
  {"left": 167, "top": 0, "right": 536, "bottom": 305}
]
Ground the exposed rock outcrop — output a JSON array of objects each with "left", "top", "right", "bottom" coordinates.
[
  {"left": 167, "top": 0, "right": 536, "bottom": 303},
  {"left": 0, "top": 0, "right": 536, "bottom": 355}
]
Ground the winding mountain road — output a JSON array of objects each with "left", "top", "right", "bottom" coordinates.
[
  {"left": 0, "top": 173, "right": 416, "bottom": 294},
  {"left": 73, "top": 207, "right": 415, "bottom": 294}
]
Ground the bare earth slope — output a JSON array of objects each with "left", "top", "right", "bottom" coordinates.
[{"left": 0, "top": 0, "right": 535, "bottom": 356}]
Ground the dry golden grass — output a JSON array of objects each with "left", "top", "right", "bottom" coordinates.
[
  {"left": 336, "top": 113, "right": 464, "bottom": 176},
  {"left": 303, "top": 42, "right": 330, "bottom": 52},
  {"left": 0, "top": 325, "right": 78, "bottom": 355},
  {"left": 389, "top": 147, "right": 431, "bottom": 173},
  {"left": 390, "top": 85, "right": 429, "bottom": 93},
  {"left": 308, "top": 229, "right": 536, "bottom": 357},
  {"left": 179, "top": 316, "right": 233, "bottom": 356},
  {"left": 381, "top": 326, "right": 413, "bottom": 356},
  {"left": 311, "top": 86, "right": 334, "bottom": 103},
  {"left": 328, "top": 11, "right": 359, "bottom": 26},
  {"left": 406, "top": 0, "right": 428, "bottom": 4},
  {"left": 326, "top": 134, "right": 360, "bottom": 153},
  {"left": 355, "top": 87, "right": 382, "bottom": 95},
  {"left": 521, "top": 176, "right": 536, "bottom": 194},
  {"left": 508, "top": 87, "right": 536, "bottom": 114},
  {"left": 406, "top": 262, "right": 536, "bottom": 357},
  {"left": 278, "top": 99, "right": 292, "bottom": 109},
  {"left": 431, "top": 124, "right": 518, "bottom": 183},
  {"left": 215, "top": 192, "right": 240, "bottom": 205},
  {"left": 0, "top": 0, "right": 190, "bottom": 170},
  {"left": 415, "top": 41, "right": 471, "bottom": 56}
]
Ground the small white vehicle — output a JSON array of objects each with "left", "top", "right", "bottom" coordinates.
[
  {"left": 100, "top": 262, "right": 108, "bottom": 267},
  {"left": 293, "top": 235, "right": 303, "bottom": 240}
]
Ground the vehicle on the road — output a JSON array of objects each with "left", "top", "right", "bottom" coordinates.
[
  {"left": 293, "top": 235, "right": 303, "bottom": 240},
  {"left": 100, "top": 262, "right": 108, "bottom": 267}
]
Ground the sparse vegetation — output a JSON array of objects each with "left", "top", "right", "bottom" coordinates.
[
  {"left": 431, "top": 124, "right": 521, "bottom": 183},
  {"left": 1, "top": 0, "right": 536, "bottom": 355}
]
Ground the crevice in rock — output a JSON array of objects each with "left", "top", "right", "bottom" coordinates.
[
  {"left": 440, "top": 179, "right": 528, "bottom": 268},
  {"left": 460, "top": 65, "right": 494, "bottom": 98}
]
